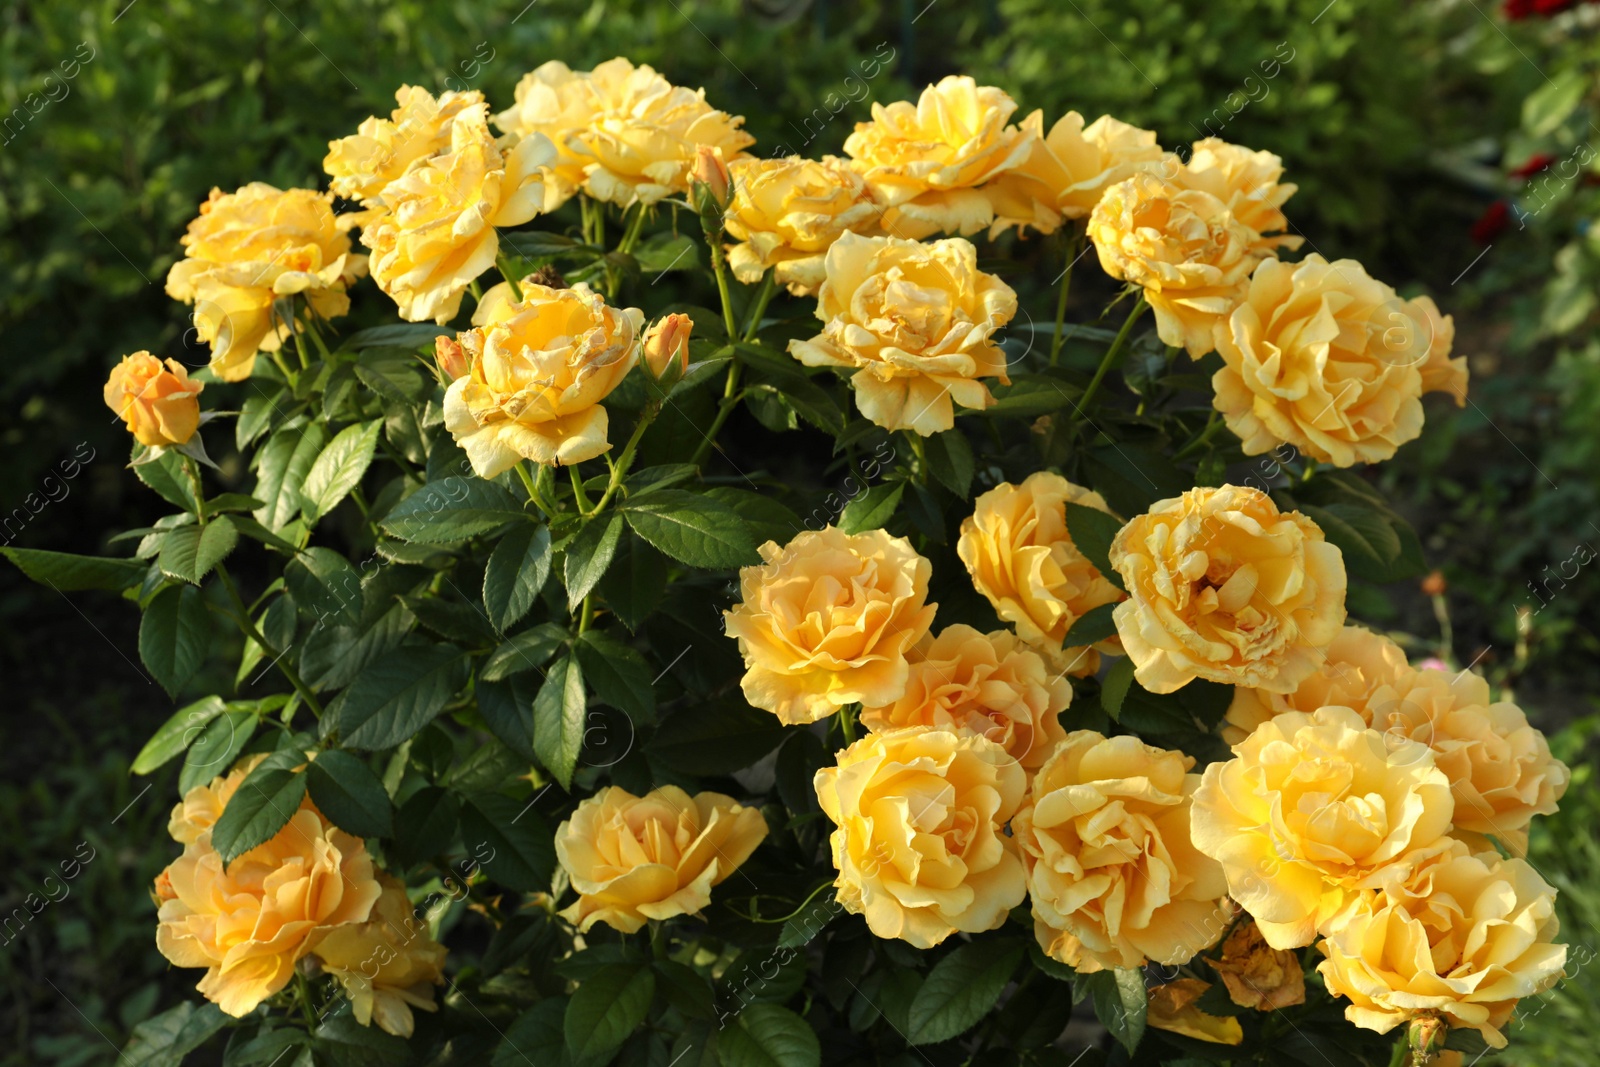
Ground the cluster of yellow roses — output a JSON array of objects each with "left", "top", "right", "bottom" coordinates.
[
  {"left": 153, "top": 756, "right": 446, "bottom": 1036},
  {"left": 721, "top": 477, "right": 1569, "bottom": 1049}
]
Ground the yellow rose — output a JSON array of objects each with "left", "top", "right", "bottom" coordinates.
[
  {"left": 984, "top": 112, "right": 1174, "bottom": 236},
  {"left": 442, "top": 282, "right": 643, "bottom": 474},
  {"left": 325, "top": 85, "right": 486, "bottom": 208},
  {"left": 1317, "top": 846, "right": 1566, "bottom": 1049},
  {"left": 956, "top": 473, "right": 1126, "bottom": 676},
  {"left": 1147, "top": 979, "right": 1245, "bottom": 1045},
  {"left": 844, "top": 76, "right": 1036, "bottom": 238},
  {"left": 1175, "top": 138, "right": 1303, "bottom": 261},
  {"left": 155, "top": 799, "right": 382, "bottom": 1016},
  {"left": 641, "top": 312, "right": 693, "bottom": 380},
  {"left": 723, "top": 526, "right": 936, "bottom": 725},
  {"left": 1191, "top": 706, "right": 1456, "bottom": 949},
  {"left": 1409, "top": 294, "right": 1469, "bottom": 406},
  {"left": 788, "top": 232, "right": 1014, "bottom": 435},
  {"left": 554, "top": 785, "right": 768, "bottom": 934},
  {"left": 314, "top": 877, "right": 447, "bottom": 1038},
  {"left": 814, "top": 727, "right": 1027, "bottom": 948},
  {"left": 1207, "top": 919, "right": 1306, "bottom": 1011},
  {"left": 859, "top": 625, "right": 1071, "bottom": 772},
  {"left": 103, "top": 352, "right": 204, "bottom": 448},
  {"left": 362, "top": 105, "right": 553, "bottom": 323},
  {"left": 1109, "top": 485, "right": 1347, "bottom": 694},
  {"left": 1222, "top": 624, "right": 1411, "bottom": 745},
  {"left": 492, "top": 59, "right": 607, "bottom": 207},
  {"left": 1016, "top": 731, "right": 1232, "bottom": 972},
  {"left": 723, "top": 155, "right": 884, "bottom": 295},
  {"left": 166, "top": 753, "right": 266, "bottom": 845},
  {"left": 165, "top": 184, "right": 365, "bottom": 381},
  {"left": 1213, "top": 255, "right": 1434, "bottom": 467}
]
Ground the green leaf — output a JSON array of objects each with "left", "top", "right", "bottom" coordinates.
[
  {"left": 332, "top": 644, "right": 470, "bottom": 750},
  {"left": 704, "top": 487, "right": 803, "bottom": 545},
  {"left": 254, "top": 423, "right": 330, "bottom": 532},
  {"left": 460, "top": 792, "right": 555, "bottom": 891},
  {"left": 313, "top": 1010, "right": 413, "bottom": 1067},
  {"left": 1062, "top": 602, "right": 1119, "bottom": 647},
  {"left": 200, "top": 493, "right": 266, "bottom": 518},
  {"left": 481, "top": 622, "right": 569, "bottom": 681},
  {"left": 133, "top": 695, "right": 226, "bottom": 774},
  {"left": 121, "top": 1001, "right": 229, "bottom": 1066},
  {"left": 1524, "top": 67, "right": 1587, "bottom": 137},
  {"left": 838, "top": 482, "right": 904, "bottom": 534},
  {"left": 300, "top": 420, "right": 381, "bottom": 521},
  {"left": 355, "top": 348, "right": 429, "bottom": 402},
  {"left": 211, "top": 748, "right": 309, "bottom": 863},
  {"left": 231, "top": 514, "right": 301, "bottom": 555},
  {"left": 284, "top": 547, "right": 364, "bottom": 628},
  {"left": 1, "top": 547, "right": 147, "bottom": 592},
  {"left": 341, "top": 323, "right": 453, "bottom": 350},
  {"left": 140, "top": 584, "right": 211, "bottom": 696},
  {"left": 484, "top": 523, "right": 552, "bottom": 632},
  {"left": 980, "top": 374, "right": 1080, "bottom": 418},
  {"left": 157, "top": 516, "right": 238, "bottom": 585},
  {"left": 1101, "top": 656, "right": 1136, "bottom": 722},
  {"left": 1064, "top": 502, "right": 1126, "bottom": 592},
  {"left": 650, "top": 700, "right": 787, "bottom": 776},
  {"left": 393, "top": 787, "right": 459, "bottom": 868},
  {"left": 237, "top": 387, "right": 286, "bottom": 450},
  {"left": 633, "top": 232, "right": 699, "bottom": 272},
  {"left": 135, "top": 450, "right": 199, "bottom": 511},
  {"left": 716, "top": 1003, "right": 820, "bottom": 1067},
  {"left": 595, "top": 534, "right": 668, "bottom": 632},
  {"left": 906, "top": 940, "right": 1025, "bottom": 1045},
  {"left": 564, "top": 512, "right": 624, "bottom": 612},
  {"left": 179, "top": 710, "right": 258, "bottom": 795},
  {"left": 476, "top": 676, "right": 536, "bottom": 758},
  {"left": 925, "top": 430, "right": 974, "bottom": 498},
  {"left": 380, "top": 478, "right": 527, "bottom": 543},
  {"left": 1083, "top": 968, "right": 1147, "bottom": 1054},
  {"left": 574, "top": 630, "right": 656, "bottom": 722},
  {"left": 624, "top": 489, "right": 758, "bottom": 569},
  {"left": 565, "top": 963, "right": 656, "bottom": 1061},
  {"left": 307, "top": 750, "right": 393, "bottom": 838},
  {"left": 533, "top": 654, "right": 587, "bottom": 789}
]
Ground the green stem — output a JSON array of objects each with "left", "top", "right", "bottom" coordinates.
[
  {"left": 709, "top": 241, "right": 740, "bottom": 340},
  {"left": 514, "top": 461, "right": 553, "bottom": 520},
  {"left": 1174, "top": 410, "right": 1223, "bottom": 461},
  {"left": 1386, "top": 1038, "right": 1408, "bottom": 1067},
  {"left": 741, "top": 271, "right": 778, "bottom": 342},
  {"left": 904, "top": 431, "right": 928, "bottom": 484},
  {"left": 617, "top": 203, "right": 649, "bottom": 255},
  {"left": 567, "top": 464, "right": 594, "bottom": 514},
  {"left": 690, "top": 376, "right": 743, "bottom": 467},
  {"left": 495, "top": 255, "right": 524, "bottom": 302},
  {"left": 749, "top": 881, "right": 834, "bottom": 923},
  {"left": 217, "top": 563, "right": 325, "bottom": 719},
  {"left": 838, "top": 707, "right": 857, "bottom": 745},
  {"left": 1301, "top": 458, "right": 1318, "bottom": 483},
  {"left": 577, "top": 594, "right": 594, "bottom": 635},
  {"left": 181, "top": 455, "right": 206, "bottom": 521},
  {"left": 293, "top": 971, "right": 320, "bottom": 1030},
  {"left": 586, "top": 404, "right": 660, "bottom": 517},
  {"left": 1049, "top": 230, "right": 1084, "bottom": 367},
  {"left": 1077, "top": 295, "right": 1148, "bottom": 417}
]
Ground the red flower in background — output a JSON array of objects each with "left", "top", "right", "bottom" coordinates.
[
  {"left": 1505, "top": 0, "right": 1590, "bottom": 18},
  {"left": 1471, "top": 200, "right": 1511, "bottom": 244},
  {"left": 1509, "top": 152, "right": 1556, "bottom": 179}
]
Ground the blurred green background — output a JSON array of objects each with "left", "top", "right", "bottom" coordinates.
[{"left": 3, "top": 0, "right": 1598, "bottom": 1063}]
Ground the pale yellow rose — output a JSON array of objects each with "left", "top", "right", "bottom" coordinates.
[
  {"left": 492, "top": 60, "right": 608, "bottom": 207},
  {"left": 1017, "top": 731, "right": 1231, "bottom": 973},
  {"left": 814, "top": 727, "right": 1027, "bottom": 948},
  {"left": 314, "top": 877, "right": 447, "bottom": 1038},
  {"left": 1147, "top": 979, "right": 1245, "bottom": 1045},
  {"left": 723, "top": 155, "right": 884, "bottom": 295},
  {"left": 1175, "top": 138, "right": 1303, "bottom": 261},
  {"left": 1213, "top": 255, "right": 1433, "bottom": 467},
  {"left": 984, "top": 112, "right": 1174, "bottom": 236},
  {"left": 641, "top": 312, "right": 692, "bottom": 379},
  {"left": 325, "top": 86, "right": 486, "bottom": 208},
  {"left": 956, "top": 473, "right": 1126, "bottom": 676},
  {"left": 1222, "top": 624, "right": 1412, "bottom": 745},
  {"left": 1208, "top": 919, "right": 1306, "bottom": 1011},
  {"left": 1191, "top": 706, "right": 1456, "bottom": 949},
  {"left": 554, "top": 785, "right": 768, "bottom": 934},
  {"left": 1109, "top": 485, "right": 1347, "bottom": 694},
  {"left": 788, "top": 232, "right": 1014, "bottom": 435},
  {"left": 362, "top": 105, "right": 553, "bottom": 323},
  {"left": 442, "top": 282, "right": 643, "bottom": 474},
  {"left": 1317, "top": 846, "right": 1566, "bottom": 1049},
  {"left": 844, "top": 76, "right": 1036, "bottom": 239},
  {"left": 103, "top": 352, "right": 204, "bottom": 448},
  {"left": 1088, "top": 172, "right": 1270, "bottom": 358},
  {"left": 165, "top": 184, "right": 366, "bottom": 380},
  {"left": 166, "top": 754, "right": 266, "bottom": 845},
  {"left": 1409, "top": 294, "right": 1469, "bottom": 406},
  {"left": 859, "top": 625, "right": 1071, "bottom": 772},
  {"left": 155, "top": 799, "right": 382, "bottom": 1016},
  {"left": 723, "top": 526, "right": 936, "bottom": 725}
]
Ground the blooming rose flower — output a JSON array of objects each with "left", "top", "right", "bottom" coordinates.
[
  {"left": 814, "top": 727, "right": 1027, "bottom": 948},
  {"left": 1191, "top": 706, "right": 1456, "bottom": 949},
  {"left": 1087, "top": 172, "right": 1267, "bottom": 358},
  {"left": 1212, "top": 255, "right": 1434, "bottom": 467},
  {"left": 788, "top": 232, "right": 1014, "bottom": 435},
  {"left": 844, "top": 76, "right": 1036, "bottom": 238},
  {"left": 1015, "top": 732, "right": 1232, "bottom": 972},
  {"left": 165, "top": 184, "right": 366, "bottom": 380},
  {"left": 1146, "top": 979, "right": 1245, "bottom": 1045},
  {"left": 324, "top": 86, "right": 486, "bottom": 210},
  {"left": 1408, "top": 294, "right": 1469, "bottom": 406},
  {"left": 724, "top": 526, "right": 935, "bottom": 725},
  {"left": 1109, "top": 485, "right": 1347, "bottom": 694},
  {"left": 361, "top": 105, "right": 553, "bottom": 323},
  {"left": 1317, "top": 845, "right": 1566, "bottom": 1048},
  {"left": 103, "top": 352, "right": 204, "bottom": 448},
  {"left": 492, "top": 60, "right": 608, "bottom": 207},
  {"left": 1175, "top": 138, "right": 1302, "bottom": 262},
  {"left": 155, "top": 792, "right": 382, "bottom": 1016},
  {"left": 723, "top": 156, "right": 883, "bottom": 295},
  {"left": 956, "top": 472, "right": 1126, "bottom": 676},
  {"left": 313, "top": 877, "right": 447, "bottom": 1038},
  {"left": 859, "top": 625, "right": 1071, "bottom": 772},
  {"left": 442, "top": 282, "right": 643, "bottom": 474},
  {"left": 1207, "top": 919, "right": 1306, "bottom": 1011},
  {"left": 1222, "top": 624, "right": 1412, "bottom": 745},
  {"left": 983, "top": 112, "right": 1174, "bottom": 236},
  {"left": 554, "top": 785, "right": 768, "bottom": 934},
  {"left": 166, "top": 754, "right": 265, "bottom": 845}
]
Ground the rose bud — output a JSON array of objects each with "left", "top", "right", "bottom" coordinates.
[
  {"left": 435, "top": 334, "right": 470, "bottom": 382},
  {"left": 642, "top": 313, "right": 693, "bottom": 385},
  {"left": 104, "top": 351, "right": 204, "bottom": 448}
]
